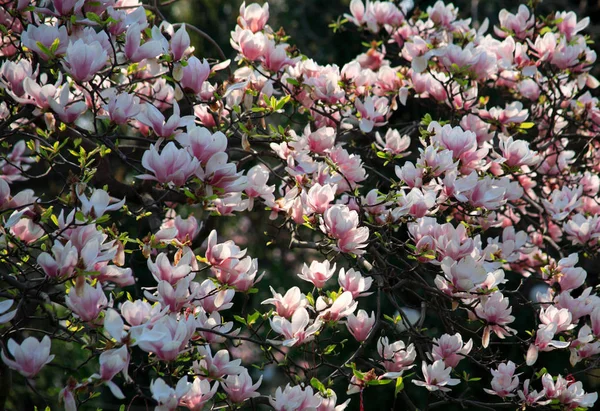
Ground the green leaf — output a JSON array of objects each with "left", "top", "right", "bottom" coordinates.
[
  {"left": 247, "top": 311, "right": 260, "bottom": 326},
  {"left": 310, "top": 377, "right": 326, "bottom": 393},
  {"left": 366, "top": 379, "right": 392, "bottom": 386},
  {"left": 323, "top": 344, "right": 336, "bottom": 355},
  {"left": 394, "top": 377, "right": 404, "bottom": 396}
]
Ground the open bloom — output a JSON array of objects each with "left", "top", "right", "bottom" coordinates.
[
  {"left": 484, "top": 361, "right": 520, "bottom": 397},
  {"left": 321, "top": 205, "right": 369, "bottom": 255},
  {"left": 475, "top": 292, "right": 516, "bottom": 348},
  {"left": 270, "top": 307, "right": 322, "bottom": 347},
  {"left": 430, "top": 333, "right": 473, "bottom": 368},
  {"left": 377, "top": 337, "right": 417, "bottom": 377},
  {"left": 316, "top": 291, "right": 357, "bottom": 321},
  {"left": 262, "top": 286, "right": 307, "bottom": 318},
  {"left": 65, "top": 282, "right": 108, "bottom": 322},
  {"left": 270, "top": 384, "right": 321, "bottom": 411},
  {"left": 298, "top": 259, "right": 336, "bottom": 289},
  {"left": 138, "top": 142, "right": 200, "bottom": 187},
  {"left": 179, "top": 377, "right": 218, "bottom": 410},
  {"left": 413, "top": 360, "right": 461, "bottom": 392},
  {"left": 1, "top": 336, "right": 54, "bottom": 378},
  {"left": 222, "top": 370, "right": 262, "bottom": 403}
]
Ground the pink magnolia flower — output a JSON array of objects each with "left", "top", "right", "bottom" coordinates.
[
  {"left": 124, "top": 23, "right": 164, "bottom": 63},
  {"left": 270, "top": 307, "right": 322, "bottom": 347},
  {"left": 346, "top": 309, "right": 375, "bottom": 342},
  {"left": 137, "top": 102, "right": 194, "bottom": 138},
  {"left": 194, "top": 345, "right": 243, "bottom": 379},
  {"left": 65, "top": 282, "right": 108, "bottom": 322},
  {"left": 62, "top": 39, "right": 107, "bottom": 82},
  {"left": 104, "top": 93, "right": 141, "bottom": 125},
  {"left": 270, "top": 384, "right": 322, "bottom": 411},
  {"left": 179, "top": 377, "right": 218, "bottom": 410},
  {"left": 171, "top": 24, "right": 192, "bottom": 61},
  {"left": 149, "top": 277, "right": 195, "bottom": 312},
  {"left": 1, "top": 335, "right": 54, "bottom": 378},
  {"left": 375, "top": 129, "right": 411, "bottom": 156},
  {"left": 304, "top": 125, "right": 336, "bottom": 154},
  {"left": 136, "top": 314, "right": 196, "bottom": 361},
  {"left": 316, "top": 389, "right": 350, "bottom": 411},
  {"left": 475, "top": 292, "right": 516, "bottom": 348},
  {"left": 203, "top": 152, "right": 248, "bottom": 194},
  {"left": 20, "top": 24, "right": 69, "bottom": 60},
  {"left": 245, "top": 164, "right": 275, "bottom": 209},
  {"left": 37, "top": 240, "right": 78, "bottom": 279},
  {"left": 238, "top": 1, "right": 270, "bottom": 32},
  {"left": 355, "top": 96, "right": 389, "bottom": 133},
  {"left": 138, "top": 142, "right": 200, "bottom": 186},
  {"left": 499, "top": 136, "right": 540, "bottom": 168},
  {"left": 196, "top": 309, "right": 238, "bottom": 344},
  {"left": 321, "top": 205, "right": 369, "bottom": 255},
  {"left": 262, "top": 286, "right": 307, "bottom": 318},
  {"left": 316, "top": 291, "right": 357, "bottom": 321},
  {"left": 304, "top": 183, "right": 337, "bottom": 215},
  {"left": 176, "top": 127, "right": 227, "bottom": 165},
  {"left": 77, "top": 188, "right": 125, "bottom": 219},
  {"left": 430, "top": 333, "right": 473, "bottom": 368},
  {"left": 235, "top": 29, "right": 266, "bottom": 61},
  {"left": 377, "top": 337, "right": 417, "bottom": 377},
  {"left": 298, "top": 259, "right": 336, "bottom": 289},
  {"left": 413, "top": 360, "right": 461, "bottom": 392},
  {"left": 484, "top": 361, "right": 520, "bottom": 398},
  {"left": 180, "top": 57, "right": 210, "bottom": 95},
  {"left": 526, "top": 323, "right": 570, "bottom": 366},
  {"left": 150, "top": 377, "right": 189, "bottom": 411},
  {"left": 556, "top": 11, "right": 590, "bottom": 40},
  {"left": 222, "top": 370, "right": 262, "bottom": 403},
  {"left": 192, "top": 279, "right": 235, "bottom": 313},
  {"left": 147, "top": 251, "right": 193, "bottom": 285},
  {"left": 98, "top": 345, "right": 130, "bottom": 397},
  {"left": 517, "top": 379, "right": 549, "bottom": 407},
  {"left": 495, "top": 5, "right": 534, "bottom": 39},
  {"left": 0, "top": 59, "right": 36, "bottom": 97},
  {"left": 338, "top": 268, "right": 373, "bottom": 298},
  {"left": 437, "top": 256, "right": 488, "bottom": 294}
]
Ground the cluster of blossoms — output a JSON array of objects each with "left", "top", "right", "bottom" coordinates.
[{"left": 1, "top": 0, "right": 600, "bottom": 410}]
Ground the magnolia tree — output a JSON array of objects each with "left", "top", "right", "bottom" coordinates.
[{"left": 1, "top": 0, "right": 600, "bottom": 409}]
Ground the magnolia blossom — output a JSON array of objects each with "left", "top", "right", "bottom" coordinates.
[
  {"left": 338, "top": 268, "right": 373, "bottom": 298},
  {"left": 150, "top": 377, "right": 190, "bottom": 411},
  {"left": 262, "top": 286, "right": 307, "bottom": 318},
  {"left": 377, "top": 337, "right": 417, "bottom": 377},
  {"left": 316, "top": 291, "right": 357, "bottom": 321},
  {"left": 298, "top": 259, "right": 337, "bottom": 288},
  {"left": 475, "top": 292, "right": 515, "bottom": 348},
  {"left": 1, "top": 336, "right": 54, "bottom": 378},
  {"left": 430, "top": 333, "right": 473, "bottom": 368},
  {"left": 270, "top": 307, "right": 322, "bottom": 347},
  {"left": 194, "top": 345, "right": 243, "bottom": 379},
  {"left": 179, "top": 377, "right": 218, "bottom": 410},
  {"left": 321, "top": 205, "right": 369, "bottom": 254},
  {"left": 413, "top": 360, "right": 461, "bottom": 392},
  {"left": 138, "top": 142, "right": 200, "bottom": 186},
  {"left": 346, "top": 310, "right": 375, "bottom": 342},
  {"left": 222, "top": 370, "right": 262, "bottom": 403},
  {"left": 270, "top": 384, "right": 322, "bottom": 411},
  {"left": 484, "top": 361, "right": 520, "bottom": 397},
  {"left": 65, "top": 282, "right": 108, "bottom": 323}
]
